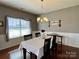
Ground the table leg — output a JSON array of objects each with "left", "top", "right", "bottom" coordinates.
[
  {"left": 61, "top": 37, "right": 62, "bottom": 48},
  {"left": 23, "top": 48, "right": 26, "bottom": 59},
  {"left": 30, "top": 52, "right": 32, "bottom": 59},
  {"left": 30, "top": 52, "right": 37, "bottom": 59}
]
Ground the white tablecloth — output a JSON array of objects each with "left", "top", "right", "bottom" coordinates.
[{"left": 19, "top": 36, "right": 52, "bottom": 59}]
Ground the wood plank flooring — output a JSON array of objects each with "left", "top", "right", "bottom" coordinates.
[{"left": 0, "top": 45, "right": 79, "bottom": 59}]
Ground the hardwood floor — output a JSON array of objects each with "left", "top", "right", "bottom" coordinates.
[
  {"left": 0, "top": 45, "right": 79, "bottom": 59},
  {"left": 50, "top": 45, "right": 79, "bottom": 59}
]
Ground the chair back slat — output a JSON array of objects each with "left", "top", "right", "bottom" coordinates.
[
  {"left": 24, "top": 34, "right": 32, "bottom": 40},
  {"left": 35, "top": 32, "right": 40, "bottom": 37}
]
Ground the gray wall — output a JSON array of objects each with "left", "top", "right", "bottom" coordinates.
[
  {"left": 0, "top": 5, "right": 38, "bottom": 50},
  {"left": 38, "top": 5, "right": 79, "bottom": 33}
]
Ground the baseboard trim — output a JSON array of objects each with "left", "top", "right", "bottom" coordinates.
[{"left": 0, "top": 44, "right": 19, "bottom": 54}]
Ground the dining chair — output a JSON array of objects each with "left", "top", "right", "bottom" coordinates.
[
  {"left": 52, "top": 35, "right": 57, "bottom": 50},
  {"left": 35, "top": 32, "right": 41, "bottom": 37},
  {"left": 43, "top": 38, "right": 51, "bottom": 58},
  {"left": 24, "top": 34, "right": 32, "bottom": 40}
]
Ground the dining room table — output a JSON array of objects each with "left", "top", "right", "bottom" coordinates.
[{"left": 19, "top": 36, "right": 52, "bottom": 59}]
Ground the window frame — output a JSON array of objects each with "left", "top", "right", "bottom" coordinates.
[{"left": 5, "top": 16, "right": 32, "bottom": 41}]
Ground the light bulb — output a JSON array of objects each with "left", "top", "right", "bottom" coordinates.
[
  {"left": 37, "top": 17, "right": 40, "bottom": 22},
  {"left": 43, "top": 17, "right": 48, "bottom": 22},
  {"left": 37, "top": 16, "right": 48, "bottom": 23}
]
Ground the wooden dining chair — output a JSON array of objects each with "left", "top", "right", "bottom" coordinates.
[
  {"left": 35, "top": 32, "right": 41, "bottom": 37},
  {"left": 52, "top": 35, "right": 57, "bottom": 50},
  {"left": 24, "top": 34, "right": 32, "bottom": 40},
  {"left": 43, "top": 38, "right": 51, "bottom": 58}
]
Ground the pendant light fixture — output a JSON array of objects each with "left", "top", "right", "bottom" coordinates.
[{"left": 37, "top": 0, "right": 48, "bottom": 23}]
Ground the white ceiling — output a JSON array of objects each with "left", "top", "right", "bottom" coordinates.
[{"left": 0, "top": 0, "right": 79, "bottom": 15}]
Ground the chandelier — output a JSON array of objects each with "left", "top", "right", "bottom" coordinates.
[{"left": 37, "top": 0, "right": 48, "bottom": 23}]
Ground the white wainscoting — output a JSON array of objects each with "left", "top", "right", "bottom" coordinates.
[
  {"left": 0, "top": 32, "right": 79, "bottom": 50},
  {"left": 46, "top": 32, "right": 79, "bottom": 48}
]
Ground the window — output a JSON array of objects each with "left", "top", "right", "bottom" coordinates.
[{"left": 6, "top": 16, "right": 31, "bottom": 39}]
